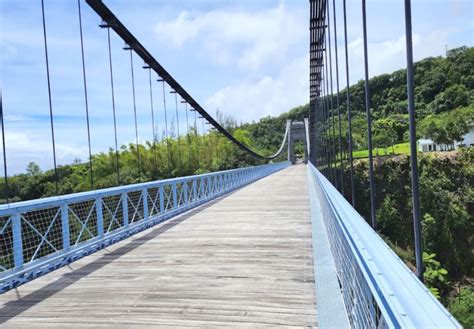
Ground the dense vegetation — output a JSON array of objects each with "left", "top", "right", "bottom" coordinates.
[
  {"left": 0, "top": 125, "right": 282, "bottom": 203},
  {"left": 0, "top": 47, "right": 472, "bottom": 325},
  {"left": 243, "top": 46, "right": 474, "bottom": 153}
]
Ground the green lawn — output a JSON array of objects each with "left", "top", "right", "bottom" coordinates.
[{"left": 352, "top": 142, "right": 410, "bottom": 159}]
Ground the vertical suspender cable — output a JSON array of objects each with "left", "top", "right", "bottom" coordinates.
[
  {"left": 127, "top": 50, "right": 141, "bottom": 181},
  {"left": 322, "top": 53, "right": 330, "bottom": 179},
  {"left": 332, "top": 0, "right": 344, "bottom": 194},
  {"left": 326, "top": 0, "right": 337, "bottom": 190},
  {"left": 194, "top": 109, "right": 199, "bottom": 169},
  {"left": 362, "top": 0, "right": 377, "bottom": 229},
  {"left": 77, "top": 0, "right": 93, "bottom": 189},
  {"left": 404, "top": 0, "right": 424, "bottom": 280},
  {"left": 324, "top": 26, "right": 334, "bottom": 185},
  {"left": 202, "top": 118, "right": 209, "bottom": 168},
  {"left": 160, "top": 80, "right": 171, "bottom": 177},
  {"left": 322, "top": 34, "right": 328, "bottom": 176},
  {"left": 183, "top": 101, "right": 190, "bottom": 172},
  {"left": 106, "top": 27, "right": 120, "bottom": 185},
  {"left": 171, "top": 91, "right": 181, "bottom": 173},
  {"left": 147, "top": 69, "right": 158, "bottom": 177},
  {"left": 343, "top": 0, "right": 356, "bottom": 207},
  {"left": 41, "top": 0, "right": 59, "bottom": 194},
  {"left": 0, "top": 92, "right": 8, "bottom": 203}
]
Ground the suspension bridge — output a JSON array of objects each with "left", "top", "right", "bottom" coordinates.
[{"left": 0, "top": 0, "right": 462, "bottom": 327}]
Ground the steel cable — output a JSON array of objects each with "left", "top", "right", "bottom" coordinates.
[
  {"left": 41, "top": 0, "right": 59, "bottom": 194},
  {"left": 0, "top": 91, "right": 8, "bottom": 203},
  {"left": 342, "top": 0, "right": 356, "bottom": 207},
  {"left": 160, "top": 80, "right": 171, "bottom": 176},
  {"left": 77, "top": 0, "right": 94, "bottom": 189},
  {"left": 127, "top": 49, "right": 141, "bottom": 181},
  {"left": 105, "top": 27, "right": 120, "bottom": 185},
  {"left": 332, "top": 0, "right": 344, "bottom": 193},
  {"left": 361, "top": 0, "right": 377, "bottom": 229}
]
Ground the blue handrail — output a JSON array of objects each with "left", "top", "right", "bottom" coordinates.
[
  {"left": 0, "top": 162, "right": 290, "bottom": 293},
  {"left": 308, "top": 162, "right": 460, "bottom": 328}
]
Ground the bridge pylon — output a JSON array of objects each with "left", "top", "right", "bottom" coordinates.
[{"left": 287, "top": 119, "right": 310, "bottom": 164}]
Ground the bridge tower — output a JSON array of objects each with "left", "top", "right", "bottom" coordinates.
[{"left": 287, "top": 119, "right": 310, "bottom": 164}]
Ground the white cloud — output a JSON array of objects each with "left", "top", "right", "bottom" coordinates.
[
  {"left": 154, "top": 3, "right": 306, "bottom": 70},
  {"left": 333, "top": 29, "right": 455, "bottom": 90},
  {"left": 3, "top": 131, "right": 89, "bottom": 174},
  {"left": 205, "top": 55, "right": 309, "bottom": 122}
]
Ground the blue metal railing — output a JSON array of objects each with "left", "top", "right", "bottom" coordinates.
[
  {"left": 0, "top": 162, "right": 289, "bottom": 293},
  {"left": 307, "top": 162, "right": 460, "bottom": 328}
]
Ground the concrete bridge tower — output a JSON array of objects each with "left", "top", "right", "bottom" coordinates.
[{"left": 287, "top": 118, "right": 310, "bottom": 164}]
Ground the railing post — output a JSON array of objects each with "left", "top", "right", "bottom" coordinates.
[
  {"left": 96, "top": 197, "right": 104, "bottom": 237},
  {"left": 142, "top": 188, "right": 149, "bottom": 220},
  {"left": 192, "top": 179, "right": 197, "bottom": 202},
  {"left": 122, "top": 192, "right": 129, "bottom": 227},
  {"left": 172, "top": 183, "right": 177, "bottom": 209},
  {"left": 159, "top": 185, "right": 164, "bottom": 213},
  {"left": 12, "top": 213, "right": 24, "bottom": 268},
  {"left": 61, "top": 204, "right": 70, "bottom": 250},
  {"left": 183, "top": 180, "right": 188, "bottom": 205},
  {"left": 201, "top": 177, "right": 205, "bottom": 197},
  {"left": 207, "top": 176, "right": 212, "bottom": 196}
]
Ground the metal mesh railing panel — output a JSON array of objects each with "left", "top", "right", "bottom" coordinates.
[
  {"left": 147, "top": 187, "right": 160, "bottom": 217},
  {"left": 102, "top": 195, "right": 123, "bottom": 233},
  {"left": 0, "top": 216, "right": 14, "bottom": 272},
  {"left": 127, "top": 190, "right": 144, "bottom": 224},
  {"left": 68, "top": 200, "right": 98, "bottom": 246},
  {"left": 21, "top": 207, "right": 62, "bottom": 264}
]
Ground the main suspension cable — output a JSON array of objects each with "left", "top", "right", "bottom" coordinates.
[
  {"left": 41, "top": 0, "right": 59, "bottom": 194},
  {"left": 77, "top": 0, "right": 94, "bottom": 189},
  {"left": 85, "top": 0, "right": 287, "bottom": 161},
  {"left": 343, "top": 0, "right": 356, "bottom": 207}
]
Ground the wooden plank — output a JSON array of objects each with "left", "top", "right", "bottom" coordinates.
[{"left": 0, "top": 165, "right": 316, "bottom": 328}]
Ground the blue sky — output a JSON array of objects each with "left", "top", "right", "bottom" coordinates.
[{"left": 1, "top": 0, "right": 473, "bottom": 174}]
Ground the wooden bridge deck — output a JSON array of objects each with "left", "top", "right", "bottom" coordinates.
[{"left": 0, "top": 165, "right": 316, "bottom": 328}]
